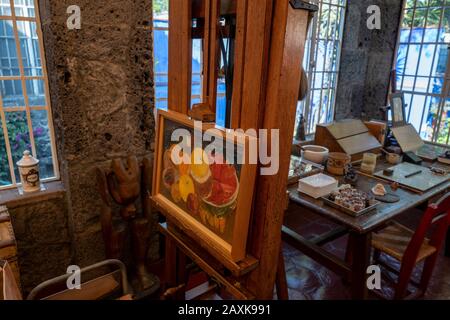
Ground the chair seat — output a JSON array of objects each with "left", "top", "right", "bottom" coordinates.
[
  {"left": 43, "top": 274, "right": 120, "bottom": 300},
  {"left": 372, "top": 222, "right": 437, "bottom": 263}
]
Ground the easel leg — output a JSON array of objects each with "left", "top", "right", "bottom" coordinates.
[
  {"left": 176, "top": 252, "right": 188, "bottom": 300},
  {"left": 164, "top": 236, "right": 178, "bottom": 290}
]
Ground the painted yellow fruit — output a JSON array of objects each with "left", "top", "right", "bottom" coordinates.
[
  {"left": 179, "top": 175, "right": 195, "bottom": 202},
  {"left": 191, "top": 149, "right": 209, "bottom": 176},
  {"left": 170, "top": 181, "right": 182, "bottom": 203}
]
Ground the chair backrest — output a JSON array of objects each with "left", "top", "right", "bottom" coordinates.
[
  {"left": 403, "top": 192, "right": 450, "bottom": 265},
  {"left": 27, "top": 259, "right": 131, "bottom": 300}
]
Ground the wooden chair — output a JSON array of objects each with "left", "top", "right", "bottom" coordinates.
[
  {"left": 371, "top": 192, "right": 450, "bottom": 300},
  {"left": 27, "top": 259, "right": 133, "bottom": 300}
]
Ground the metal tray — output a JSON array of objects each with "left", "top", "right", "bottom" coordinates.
[{"left": 321, "top": 196, "right": 380, "bottom": 217}]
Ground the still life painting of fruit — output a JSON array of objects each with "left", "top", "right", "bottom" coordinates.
[
  {"left": 159, "top": 123, "right": 242, "bottom": 244},
  {"left": 153, "top": 111, "right": 257, "bottom": 261}
]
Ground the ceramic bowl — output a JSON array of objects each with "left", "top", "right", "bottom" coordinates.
[{"left": 301, "top": 145, "right": 329, "bottom": 164}]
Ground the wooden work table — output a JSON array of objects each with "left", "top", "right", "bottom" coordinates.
[{"left": 284, "top": 159, "right": 450, "bottom": 300}]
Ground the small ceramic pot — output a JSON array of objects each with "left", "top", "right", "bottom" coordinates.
[
  {"left": 301, "top": 145, "right": 329, "bottom": 165},
  {"left": 327, "top": 153, "right": 351, "bottom": 176},
  {"left": 16, "top": 150, "right": 40, "bottom": 193}
]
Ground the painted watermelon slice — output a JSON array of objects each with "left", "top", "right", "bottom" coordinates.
[{"left": 202, "top": 162, "right": 239, "bottom": 216}]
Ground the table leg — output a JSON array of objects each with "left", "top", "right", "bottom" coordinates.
[
  {"left": 349, "top": 232, "right": 372, "bottom": 300},
  {"left": 276, "top": 245, "right": 289, "bottom": 300}
]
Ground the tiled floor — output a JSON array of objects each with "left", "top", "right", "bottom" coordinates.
[
  {"left": 282, "top": 205, "right": 450, "bottom": 300},
  {"left": 154, "top": 206, "right": 450, "bottom": 300}
]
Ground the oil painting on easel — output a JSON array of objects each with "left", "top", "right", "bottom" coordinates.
[{"left": 152, "top": 110, "right": 257, "bottom": 261}]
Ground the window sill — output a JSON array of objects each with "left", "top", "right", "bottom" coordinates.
[{"left": 0, "top": 181, "right": 66, "bottom": 209}]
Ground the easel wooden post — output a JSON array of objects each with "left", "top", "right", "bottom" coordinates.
[{"left": 161, "top": 0, "right": 315, "bottom": 300}]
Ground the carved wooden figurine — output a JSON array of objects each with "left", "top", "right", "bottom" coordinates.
[{"left": 96, "top": 156, "right": 159, "bottom": 294}]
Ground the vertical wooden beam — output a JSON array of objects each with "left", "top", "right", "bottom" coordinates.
[
  {"left": 164, "top": 235, "right": 178, "bottom": 290},
  {"left": 206, "top": 0, "right": 220, "bottom": 112},
  {"left": 245, "top": 1, "right": 310, "bottom": 299},
  {"left": 230, "top": 0, "right": 248, "bottom": 129},
  {"left": 168, "top": 0, "right": 192, "bottom": 114},
  {"left": 202, "top": 0, "right": 212, "bottom": 102},
  {"left": 237, "top": 0, "right": 274, "bottom": 130}
]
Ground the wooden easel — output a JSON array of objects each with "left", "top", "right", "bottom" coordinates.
[{"left": 156, "top": 0, "right": 316, "bottom": 300}]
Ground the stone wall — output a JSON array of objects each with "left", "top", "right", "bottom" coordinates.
[
  {"left": 7, "top": 0, "right": 157, "bottom": 294},
  {"left": 335, "top": 0, "right": 403, "bottom": 120},
  {"left": 8, "top": 193, "right": 72, "bottom": 294}
]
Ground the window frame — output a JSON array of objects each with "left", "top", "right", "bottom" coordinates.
[
  {"left": 152, "top": 5, "right": 230, "bottom": 122},
  {"left": 391, "top": 0, "right": 450, "bottom": 145},
  {"left": 297, "top": 0, "right": 347, "bottom": 137},
  {"left": 0, "top": 0, "right": 59, "bottom": 191}
]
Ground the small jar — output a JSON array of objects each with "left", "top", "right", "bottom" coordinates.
[{"left": 16, "top": 150, "right": 40, "bottom": 193}]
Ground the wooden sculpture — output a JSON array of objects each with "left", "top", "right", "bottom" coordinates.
[{"left": 96, "top": 156, "right": 159, "bottom": 294}]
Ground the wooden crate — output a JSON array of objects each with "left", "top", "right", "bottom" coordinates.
[
  {"left": 315, "top": 119, "right": 382, "bottom": 161},
  {"left": 0, "top": 206, "right": 21, "bottom": 290}
]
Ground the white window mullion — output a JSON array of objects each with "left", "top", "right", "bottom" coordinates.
[
  {"left": 300, "top": 0, "right": 346, "bottom": 135},
  {"left": 33, "top": 0, "right": 59, "bottom": 180},
  {"left": 317, "top": 3, "right": 331, "bottom": 125},
  {"left": 432, "top": 50, "right": 450, "bottom": 142},
  {"left": 330, "top": 5, "right": 345, "bottom": 122},
  {"left": 0, "top": 100, "right": 17, "bottom": 186},
  {"left": 10, "top": 0, "right": 36, "bottom": 159},
  {"left": 398, "top": 5, "right": 417, "bottom": 92},
  {"left": 303, "top": 2, "right": 320, "bottom": 133}
]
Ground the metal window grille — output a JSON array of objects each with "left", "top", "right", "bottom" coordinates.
[
  {"left": 393, "top": 0, "right": 450, "bottom": 145},
  {"left": 295, "top": 0, "right": 347, "bottom": 136}
]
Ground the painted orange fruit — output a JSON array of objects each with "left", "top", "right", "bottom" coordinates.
[
  {"left": 170, "top": 181, "right": 182, "bottom": 203},
  {"left": 179, "top": 175, "right": 195, "bottom": 202},
  {"left": 178, "top": 151, "right": 191, "bottom": 176}
]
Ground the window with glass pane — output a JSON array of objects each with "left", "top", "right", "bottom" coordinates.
[
  {"left": 152, "top": 0, "right": 227, "bottom": 126},
  {"left": 153, "top": 1, "right": 169, "bottom": 111},
  {"left": 0, "top": 0, "right": 58, "bottom": 189},
  {"left": 394, "top": 0, "right": 450, "bottom": 145},
  {"left": 294, "top": 0, "right": 347, "bottom": 139}
]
